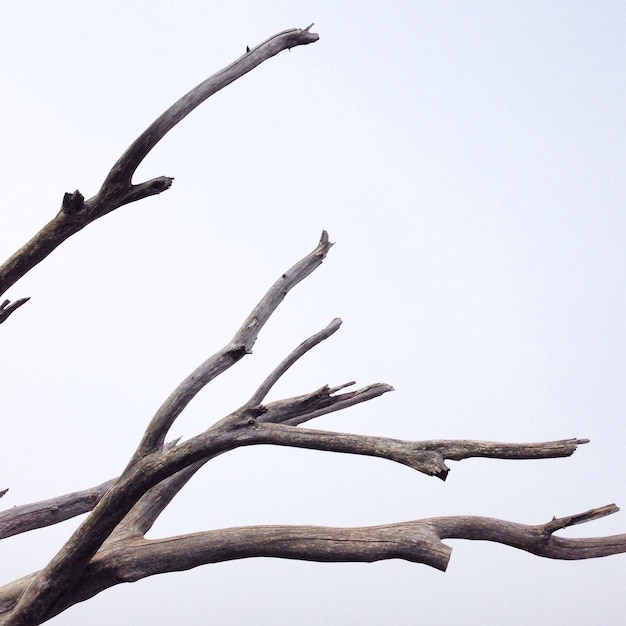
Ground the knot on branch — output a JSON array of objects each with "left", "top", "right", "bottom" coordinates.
[
  {"left": 61, "top": 190, "right": 85, "bottom": 215},
  {"left": 242, "top": 405, "right": 267, "bottom": 427}
]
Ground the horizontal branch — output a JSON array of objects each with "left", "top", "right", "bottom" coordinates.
[
  {"left": 3, "top": 435, "right": 585, "bottom": 542},
  {"left": 0, "top": 480, "right": 116, "bottom": 540},
  {"left": 429, "top": 504, "right": 625, "bottom": 561},
  {"left": 241, "top": 421, "right": 587, "bottom": 480},
  {"left": 412, "top": 437, "right": 589, "bottom": 480},
  {"left": 2, "top": 506, "right": 623, "bottom": 622}
]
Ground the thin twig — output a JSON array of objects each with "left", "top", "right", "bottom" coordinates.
[{"left": 246, "top": 318, "right": 343, "bottom": 407}]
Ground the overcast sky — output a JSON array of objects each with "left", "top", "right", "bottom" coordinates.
[{"left": 1, "top": 2, "right": 625, "bottom": 624}]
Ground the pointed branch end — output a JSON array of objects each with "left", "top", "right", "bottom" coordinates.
[
  {"left": 0, "top": 297, "right": 31, "bottom": 323},
  {"left": 542, "top": 504, "right": 620, "bottom": 535},
  {"left": 317, "top": 230, "right": 333, "bottom": 257},
  {"left": 0, "top": 488, "right": 8, "bottom": 498},
  {"left": 297, "top": 23, "right": 319, "bottom": 44}
]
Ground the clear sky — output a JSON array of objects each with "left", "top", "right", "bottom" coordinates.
[{"left": 1, "top": 2, "right": 625, "bottom": 624}]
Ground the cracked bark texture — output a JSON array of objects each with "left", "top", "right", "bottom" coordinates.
[{"left": 1, "top": 24, "right": 624, "bottom": 626}]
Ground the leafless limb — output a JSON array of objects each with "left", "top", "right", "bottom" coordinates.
[
  {"left": 128, "top": 230, "right": 332, "bottom": 465},
  {"left": 0, "top": 25, "right": 319, "bottom": 318},
  {"left": 0, "top": 298, "right": 29, "bottom": 323},
  {"left": 1, "top": 506, "right": 624, "bottom": 624},
  {"left": 1, "top": 224, "right": 601, "bottom": 626},
  {"left": 1, "top": 22, "right": 624, "bottom": 626},
  {"left": 0, "top": 480, "right": 116, "bottom": 541}
]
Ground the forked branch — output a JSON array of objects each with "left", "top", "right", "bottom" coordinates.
[
  {"left": 2, "top": 21, "right": 624, "bottom": 626},
  {"left": 0, "top": 25, "right": 319, "bottom": 315},
  {"left": 1, "top": 506, "right": 624, "bottom": 623}
]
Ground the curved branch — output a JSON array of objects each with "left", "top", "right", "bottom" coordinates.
[
  {"left": 429, "top": 504, "right": 625, "bottom": 561},
  {"left": 0, "top": 25, "right": 319, "bottom": 312},
  {"left": 2, "top": 507, "right": 623, "bottom": 623},
  {"left": 131, "top": 230, "right": 332, "bottom": 463},
  {"left": 100, "top": 25, "right": 319, "bottom": 198},
  {"left": 246, "top": 317, "right": 343, "bottom": 407},
  {"left": 244, "top": 426, "right": 589, "bottom": 480},
  {"left": 0, "top": 415, "right": 607, "bottom": 626}
]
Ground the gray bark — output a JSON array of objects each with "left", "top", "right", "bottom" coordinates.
[{"left": 1, "top": 24, "right": 624, "bottom": 626}]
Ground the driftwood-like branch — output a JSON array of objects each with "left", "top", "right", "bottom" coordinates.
[
  {"left": 234, "top": 425, "right": 587, "bottom": 480},
  {"left": 3, "top": 22, "right": 624, "bottom": 626},
  {"left": 129, "top": 230, "right": 332, "bottom": 464},
  {"left": 0, "top": 25, "right": 319, "bottom": 318},
  {"left": 100, "top": 25, "right": 319, "bottom": 199},
  {"left": 2, "top": 506, "right": 624, "bottom": 623},
  {"left": 0, "top": 480, "right": 116, "bottom": 540},
  {"left": 0, "top": 298, "right": 29, "bottom": 323},
  {"left": 246, "top": 317, "right": 343, "bottom": 407},
  {"left": 0, "top": 435, "right": 589, "bottom": 541},
  {"left": 1, "top": 232, "right": 336, "bottom": 626}
]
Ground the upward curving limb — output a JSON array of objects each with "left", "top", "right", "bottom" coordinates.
[
  {"left": 100, "top": 25, "right": 319, "bottom": 199},
  {"left": 0, "top": 25, "right": 319, "bottom": 315},
  {"left": 129, "top": 230, "right": 332, "bottom": 464}
]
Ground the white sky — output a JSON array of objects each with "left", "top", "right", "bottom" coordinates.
[{"left": 1, "top": 2, "right": 625, "bottom": 624}]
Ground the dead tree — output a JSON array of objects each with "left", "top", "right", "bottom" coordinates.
[{"left": 0, "top": 25, "right": 624, "bottom": 626}]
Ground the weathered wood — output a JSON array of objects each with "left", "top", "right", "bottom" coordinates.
[
  {"left": 1, "top": 23, "right": 624, "bottom": 626},
  {"left": 2, "top": 508, "right": 624, "bottom": 624},
  {"left": 0, "top": 480, "right": 116, "bottom": 540},
  {"left": 0, "top": 25, "right": 319, "bottom": 316}
]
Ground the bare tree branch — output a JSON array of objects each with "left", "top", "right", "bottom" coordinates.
[
  {"left": 107, "top": 463, "right": 205, "bottom": 543},
  {"left": 0, "top": 434, "right": 588, "bottom": 541},
  {"left": 232, "top": 424, "right": 587, "bottom": 480},
  {"left": 0, "top": 298, "right": 30, "bottom": 323},
  {"left": 0, "top": 480, "right": 116, "bottom": 541},
  {"left": 0, "top": 25, "right": 319, "bottom": 318},
  {"left": 100, "top": 25, "right": 319, "bottom": 200},
  {"left": 246, "top": 317, "right": 343, "bottom": 407},
  {"left": 129, "top": 230, "right": 332, "bottom": 464},
  {"left": 2, "top": 21, "right": 623, "bottom": 626},
  {"left": 428, "top": 504, "right": 625, "bottom": 561},
  {"left": 2, "top": 506, "right": 624, "bottom": 624}
]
